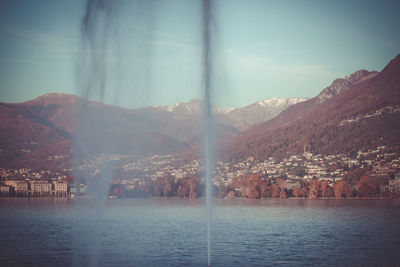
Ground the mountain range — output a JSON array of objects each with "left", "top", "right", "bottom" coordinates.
[
  {"left": 156, "top": 97, "right": 308, "bottom": 131},
  {"left": 0, "top": 54, "right": 399, "bottom": 171},
  {"left": 0, "top": 91, "right": 303, "bottom": 170},
  {"left": 223, "top": 55, "right": 400, "bottom": 161}
]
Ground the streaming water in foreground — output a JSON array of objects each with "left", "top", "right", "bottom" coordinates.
[
  {"left": 201, "top": 0, "right": 214, "bottom": 265},
  {"left": 1, "top": 198, "right": 400, "bottom": 266},
  {"left": 76, "top": 0, "right": 218, "bottom": 265}
]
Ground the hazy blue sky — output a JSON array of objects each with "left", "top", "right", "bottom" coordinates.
[{"left": 0, "top": 0, "right": 399, "bottom": 108}]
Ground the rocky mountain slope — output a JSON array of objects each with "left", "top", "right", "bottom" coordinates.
[
  {"left": 2, "top": 54, "right": 398, "bottom": 171},
  {"left": 223, "top": 55, "right": 400, "bottom": 162},
  {"left": 0, "top": 94, "right": 238, "bottom": 170},
  {"left": 221, "top": 97, "right": 308, "bottom": 131}
]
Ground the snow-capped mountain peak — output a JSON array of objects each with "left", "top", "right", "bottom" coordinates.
[
  {"left": 155, "top": 97, "right": 307, "bottom": 131},
  {"left": 255, "top": 97, "right": 307, "bottom": 108}
]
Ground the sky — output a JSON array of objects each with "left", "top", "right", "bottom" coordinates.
[{"left": 0, "top": 0, "right": 399, "bottom": 109}]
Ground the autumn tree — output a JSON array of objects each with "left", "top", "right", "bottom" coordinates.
[
  {"left": 334, "top": 180, "right": 352, "bottom": 198},
  {"left": 177, "top": 185, "right": 186, "bottom": 198},
  {"left": 176, "top": 176, "right": 198, "bottom": 198},
  {"left": 244, "top": 174, "right": 262, "bottom": 199},
  {"left": 308, "top": 180, "right": 321, "bottom": 199},
  {"left": 218, "top": 182, "right": 228, "bottom": 198},
  {"left": 152, "top": 176, "right": 177, "bottom": 197},
  {"left": 357, "top": 175, "right": 378, "bottom": 197},
  {"left": 300, "top": 187, "right": 309, "bottom": 198},
  {"left": 271, "top": 184, "right": 281, "bottom": 198},
  {"left": 279, "top": 190, "right": 287, "bottom": 199},
  {"left": 232, "top": 175, "right": 248, "bottom": 197},
  {"left": 163, "top": 181, "right": 172, "bottom": 196},
  {"left": 151, "top": 178, "right": 162, "bottom": 196},
  {"left": 292, "top": 187, "right": 301, "bottom": 198},
  {"left": 261, "top": 183, "right": 272, "bottom": 198},
  {"left": 320, "top": 181, "right": 334, "bottom": 198},
  {"left": 187, "top": 177, "right": 198, "bottom": 198}
]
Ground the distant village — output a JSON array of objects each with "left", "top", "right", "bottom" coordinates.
[{"left": 1, "top": 145, "right": 400, "bottom": 199}]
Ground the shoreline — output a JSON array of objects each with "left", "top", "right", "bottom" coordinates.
[{"left": 0, "top": 196, "right": 397, "bottom": 200}]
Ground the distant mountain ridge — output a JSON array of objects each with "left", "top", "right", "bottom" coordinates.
[
  {"left": 223, "top": 55, "right": 400, "bottom": 162},
  {"left": 316, "top": 70, "right": 378, "bottom": 103},
  {"left": 244, "top": 69, "right": 380, "bottom": 135},
  {"left": 0, "top": 93, "right": 238, "bottom": 170},
  {"left": 1, "top": 54, "right": 399, "bottom": 171},
  {"left": 0, "top": 93, "right": 306, "bottom": 170},
  {"left": 156, "top": 97, "right": 308, "bottom": 131},
  {"left": 221, "top": 97, "right": 308, "bottom": 131},
  {"left": 156, "top": 99, "right": 204, "bottom": 117}
]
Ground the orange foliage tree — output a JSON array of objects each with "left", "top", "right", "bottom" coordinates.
[
  {"left": 320, "top": 181, "right": 334, "bottom": 198},
  {"left": 334, "top": 180, "right": 352, "bottom": 198},
  {"left": 292, "top": 187, "right": 301, "bottom": 197},
  {"left": 357, "top": 175, "right": 379, "bottom": 198},
  {"left": 308, "top": 180, "right": 321, "bottom": 199},
  {"left": 271, "top": 184, "right": 281, "bottom": 198},
  {"left": 300, "top": 187, "right": 309, "bottom": 198}
]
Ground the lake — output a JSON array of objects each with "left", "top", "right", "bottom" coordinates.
[{"left": 0, "top": 198, "right": 399, "bottom": 266}]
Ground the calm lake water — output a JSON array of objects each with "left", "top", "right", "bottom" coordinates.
[{"left": 0, "top": 198, "right": 399, "bottom": 266}]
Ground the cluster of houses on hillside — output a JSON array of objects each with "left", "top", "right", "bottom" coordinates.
[
  {"left": 338, "top": 105, "right": 400, "bottom": 126},
  {"left": 1, "top": 145, "right": 400, "bottom": 197},
  {"left": 118, "top": 145, "right": 400, "bottom": 193}
]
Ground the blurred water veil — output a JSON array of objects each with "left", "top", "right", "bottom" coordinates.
[{"left": 73, "top": 0, "right": 217, "bottom": 265}]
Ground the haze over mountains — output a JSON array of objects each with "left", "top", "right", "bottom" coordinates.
[{"left": 0, "top": 54, "right": 399, "bottom": 171}]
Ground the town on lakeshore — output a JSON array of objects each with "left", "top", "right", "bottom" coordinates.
[{"left": 1, "top": 145, "right": 399, "bottom": 199}]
